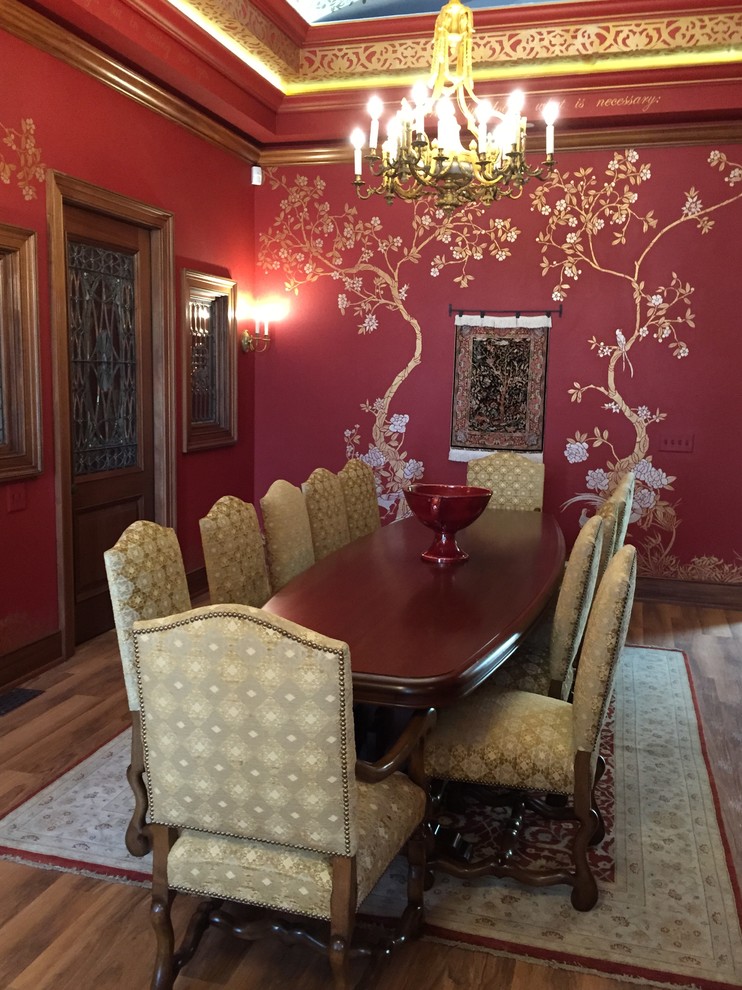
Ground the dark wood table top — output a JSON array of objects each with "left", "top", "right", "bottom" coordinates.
[{"left": 264, "top": 509, "right": 565, "bottom": 709}]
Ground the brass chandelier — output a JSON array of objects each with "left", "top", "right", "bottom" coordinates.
[{"left": 350, "top": 0, "right": 558, "bottom": 212}]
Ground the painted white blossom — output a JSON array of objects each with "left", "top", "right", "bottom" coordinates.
[
  {"left": 552, "top": 288, "right": 565, "bottom": 301},
  {"left": 708, "top": 150, "right": 723, "bottom": 166},
  {"left": 361, "top": 314, "right": 379, "bottom": 333},
  {"left": 636, "top": 405, "right": 652, "bottom": 421},
  {"left": 676, "top": 344, "right": 689, "bottom": 358},
  {"left": 304, "top": 262, "right": 314, "bottom": 275},
  {"left": 337, "top": 293, "right": 348, "bottom": 313},
  {"left": 495, "top": 249, "right": 507, "bottom": 261},
  {"left": 682, "top": 192, "right": 703, "bottom": 217},
  {"left": 650, "top": 293, "right": 663, "bottom": 306},
  {"left": 389, "top": 413, "right": 409, "bottom": 433},
  {"left": 439, "top": 231, "right": 452, "bottom": 242},
  {"left": 540, "top": 204, "right": 551, "bottom": 215},
  {"left": 627, "top": 149, "right": 639, "bottom": 163},
  {"left": 634, "top": 459, "right": 670, "bottom": 489},
  {"left": 603, "top": 401, "right": 620, "bottom": 413},
  {"left": 633, "top": 488, "right": 657, "bottom": 511},
  {"left": 362, "top": 446, "right": 385, "bottom": 468},
  {"left": 403, "top": 458, "right": 425, "bottom": 480},
  {"left": 586, "top": 468, "right": 610, "bottom": 492},
  {"left": 430, "top": 266, "right": 440, "bottom": 277},
  {"left": 727, "top": 168, "right": 742, "bottom": 186},
  {"left": 564, "top": 440, "right": 589, "bottom": 464},
  {"left": 639, "top": 325, "right": 649, "bottom": 337},
  {"left": 399, "top": 284, "right": 409, "bottom": 300},
  {"left": 639, "top": 165, "right": 651, "bottom": 181}
]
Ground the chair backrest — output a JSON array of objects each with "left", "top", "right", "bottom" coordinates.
[
  {"left": 549, "top": 514, "right": 604, "bottom": 700},
  {"left": 104, "top": 519, "right": 191, "bottom": 711},
  {"left": 466, "top": 452, "right": 544, "bottom": 511},
  {"left": 594, "top": 499, "right": 619, "bottom": 586},
  {"left": 133, "top": 603, "right": 358, "bottom": 856},
  {"left": 571, "top": 544, "right": 637, "bottom": 756},
  {"left": 610, "top": 471, "right": 635, "bottom": 554},
  {"left": 199, "top": 496, "right": 271, "bottom": 607},
  {"left": 338, "top": 458, "right": 380, "bottom": 541},
  {"left": 260, "top": 479, "right": 316, "bottom": 592},
  {"left": 302, "top": 467, "right": 351, "bottom": 560}
]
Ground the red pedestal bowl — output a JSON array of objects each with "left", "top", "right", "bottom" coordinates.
[{"left": 404, "top": 483, "right": 492, "bottom": 565}]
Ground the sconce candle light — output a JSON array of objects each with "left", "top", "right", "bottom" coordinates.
[{"left": 240, "top": 296, "right": 289, "bottom": 353}]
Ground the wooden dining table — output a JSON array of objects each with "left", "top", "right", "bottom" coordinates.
[{"left": 264, "top": 508, "right": 565, "bottom": 709}]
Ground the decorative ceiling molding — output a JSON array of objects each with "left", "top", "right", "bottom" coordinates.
[{"left": 166, "top": 1, "right": 742, "bottom": 95}]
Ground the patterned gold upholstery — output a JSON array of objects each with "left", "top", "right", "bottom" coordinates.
[
  {"left": 103, "top": 519, "right": 191, "bottom": 857},
  {"left": 104, "top": 520, "right": 191, "bottom": 710},
  {"left": 595, "top": 499, "right": 619, "bottom": 585},
  {"left": 608, "top": 471, "right": 635, "bottom": 555},
  {"left": 338, "top": 458, "right": 380, "bottom": 541},
  {"left": 199, "top": 496, "right": 271, "bottom": 607},
  {"left": 260, "top": 480, "right": 316, "bottom": 592},
  {"left": 425, "top": 546, "right": 637, "bottom": 910},
  {"left": 133, "top": 605, "right": 429, "bottom": 987},
  {"left": 302, "top": 467, "right": 352, "bottom": 560},
  {"left": 466, "top": 452, "right": 544, "bottom": 511},
  {"left": 486, "top": 514, "right": 604, "bottom": 700}
]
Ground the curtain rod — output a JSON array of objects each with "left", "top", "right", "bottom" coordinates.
[{"left": 449, "top": 303, "right": 563, "bottom": 319}]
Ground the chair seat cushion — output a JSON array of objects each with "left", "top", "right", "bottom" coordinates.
[
  {"left": 166, "top": 772, "right": 425, "bottom": 919},
  {"left": 425, "top": 689, "right": 575, "bottom": 794},
  {"left": 486, "top": 637, "right": 551, "bottom": 695}
]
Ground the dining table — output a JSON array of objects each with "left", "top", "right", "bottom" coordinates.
[{"left": 264, "top": 508, "right": 565, "bottom": 709}]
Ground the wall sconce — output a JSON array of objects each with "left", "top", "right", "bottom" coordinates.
[{"left": 240, "top": 296, "right": 289, "bottom": 354}]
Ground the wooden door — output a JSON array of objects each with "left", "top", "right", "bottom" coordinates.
[{"left": 64, "top": 207, "right": 155, "bottom": 643}]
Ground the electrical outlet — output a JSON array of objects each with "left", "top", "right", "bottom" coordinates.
[
  {"left": 658, "top": 434, "right": 694, "bottom": 453},
  {"left": 6, "top": 482, "right": 27, "bottom": 512}
]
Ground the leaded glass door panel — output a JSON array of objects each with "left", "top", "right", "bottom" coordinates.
[{"left": 65, "top": 207, "right": 154, "bottom": 643}]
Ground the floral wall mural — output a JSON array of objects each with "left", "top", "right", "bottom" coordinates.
[
  {"left": 0, "top": 118, "right": 46, "bottom": 200},
  {"left": 255, "top": 143, "right": 742, "bottom": 585}
]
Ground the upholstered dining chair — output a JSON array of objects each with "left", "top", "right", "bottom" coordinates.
[
  {"left": 103, "top": 519, "right": 191, "bottom": 856},
  {"left": 485, "top": 513, "right": 604, "bottom": 700},
  {"left": 466, "top": 451, "right": 545, "bottom": 511},
  {"left": 338, "top": 458, "right": 381, "bottom": 541},
  {"left": 260, "top": 479, "right": 316, "bottom": 591},
  {"left": 599, "top": 471, "right": 635, "bottom": 560},
  {"left": 425, "top": 544, "right": 637, "bottom": 911},
  {"left": 199, "top": 495, "right": 271, "bottom": 606},
  {"left": 132, "top": 604, "right": 435, "bottom": 990},
  {"left": 302, "top": 467, "right": 352, "bottom": 560}
]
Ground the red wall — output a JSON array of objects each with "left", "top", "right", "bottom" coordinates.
[
  {"left": 253, "top": 149, "right": 742, "bottom": 584},
  {"left": 0, "top": 30, "right": 256, "bottom": 659}
]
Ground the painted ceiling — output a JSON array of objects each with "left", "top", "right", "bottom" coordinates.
[{"left": 287, "top": 0, "right": 590, "bottom": 24}]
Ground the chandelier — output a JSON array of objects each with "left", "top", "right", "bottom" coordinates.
[{"left": 350, "top": 0, "right": 558, "bottom": 212}]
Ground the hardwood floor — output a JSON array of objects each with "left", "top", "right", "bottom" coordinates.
[{"left": 0, "top": 601, "right": 740, "bottom": 989}]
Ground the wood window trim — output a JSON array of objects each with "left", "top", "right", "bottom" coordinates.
[
  {"left": 182, "top": 269, "right": 237, "bottom": 452},
  {"left": 0, "top": 222, "right": 42, "bottom": 480}
]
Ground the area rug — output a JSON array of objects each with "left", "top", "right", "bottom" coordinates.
[{"left": 1, "top": 647, "right": 740, "bottom": 990}]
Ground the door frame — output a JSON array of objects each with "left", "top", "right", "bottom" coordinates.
[{"left": 47, "top": 171, "right": 177, "bottom": 658}]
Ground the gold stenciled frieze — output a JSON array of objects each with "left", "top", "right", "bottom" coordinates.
[
  {"left": 167, "top": 2, "right": 742, "bottom": 93},
  {"left": 301, "top": 13, "right": 742, "bottom": 85}
]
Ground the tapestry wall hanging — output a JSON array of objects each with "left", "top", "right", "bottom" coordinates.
[{"left": 450, "top": 314, "right": 550, "bottom": 457}]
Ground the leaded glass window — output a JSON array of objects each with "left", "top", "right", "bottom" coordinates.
[{"left": 68, "top": 242, "right": 137, "bottom": 476}]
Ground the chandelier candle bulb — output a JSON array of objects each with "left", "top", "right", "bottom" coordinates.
[
  {"left": 367, "top": 94, "right": 383, "bottom": 151},
  {"left": 543, "top": 100, "right": 559, "bottom": 157},
  {"left": 351, "top": 127, "right": 365, "bottom": 176}
]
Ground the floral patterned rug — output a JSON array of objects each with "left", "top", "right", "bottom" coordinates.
[{"left": 1, "top": 647, "right": 740, "bottom": 990}]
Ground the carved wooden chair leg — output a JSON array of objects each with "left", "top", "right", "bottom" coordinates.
[
  {"left": 126, "top": 711, "right": 151, "bottom": 856},
  {"left": 570, "top": 752, "right": 599, "bottom": 911},
  {"left": 329, "top": 857, "right": 357, "bottom": 990},
  {"left": 588, "top": 755, "right": 607, "bottom": 847},
  {"left": 402, "top": 824, "right": 426, "bottom": 940},
  {"left": 149, "top": 825, "right": 180, "bottom": 990}
]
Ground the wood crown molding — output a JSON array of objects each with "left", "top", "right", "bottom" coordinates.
[{"left": 1, "top": 0, "right": 261, "bottom": 164}]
